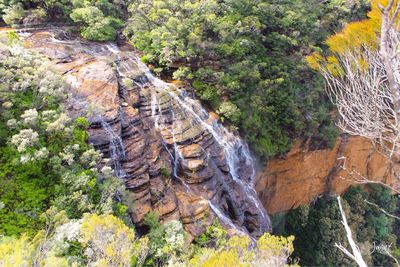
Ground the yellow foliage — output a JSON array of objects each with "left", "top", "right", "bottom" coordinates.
[
  {"left": 305, "top": 52, "right": 323, "bottom": 70},
  {"left": 325, "top": 20, "right": 378, "bottom": 54},
  {"left": 306, "top": 0, "right": 399, "bottom": 72},
  {"left": 201, "top": 250, "right": 247, "bottom": 267},
  {"left": 80, "top": 213, "right": 135, "bottom": 267},
  {"left": 0, "top": 235, "right": 34, "bottom": 267},
  {"left": 31, "top": 229, "right": 46, "bottom": 248},
  {"left": 369, "top": 0, "right": 400, "bottom": 27},
  {"left": 132, "top": 237, "right": 150, "bottom": 267},
  {"left": 257, "top": 233, "right": 295, "bottom": 256},
  {"left": 325, "top": 0, "right": 399, "bottom": 53},
  {"left": 189, "top": 247, "right": 247, "bottom": 267},
  {"left": 42, "top": 256, "right": 69, "bottom": 267},
  {"left": 326, "top": 56, "right": 344, "bottom": 77},
  {"left": 226, "top": 235, "right": 253, "bottom": 262},
  {"left": 189, "top": 233, "right": 295, "bottom": 267},
  {"left": 356, "top": 56, "right": 370, "bottom": 72}
]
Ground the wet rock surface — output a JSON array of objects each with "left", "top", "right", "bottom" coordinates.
[{"left": 22, "top": 29, "right": 271, "bottom": 237}]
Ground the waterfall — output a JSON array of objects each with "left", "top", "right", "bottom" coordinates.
[
  {"left": 208, "top": 201, "right": 248, "bottom": 236},
  {"left": 13, "top": 28, "right": 273, "bottom": 239},
  {"left": 99, "top": 118, "right": 126, "bottom": 179},
  {"left": 102, "top": 41, "right": 270, "bottom": 234},
  {"left": 131, "top": 56, "right": 270, "bottom": 233}
]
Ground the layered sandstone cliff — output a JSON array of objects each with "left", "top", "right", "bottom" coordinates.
[
  {"left": 21, "top": 29, "right": 270, "bottom": 237},
  {"left": 255, "top": 135, "right": 398, "bottom": 214}
]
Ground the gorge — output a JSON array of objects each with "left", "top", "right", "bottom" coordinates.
[
  {"left": 256, "top": 135, "right": 398, "bottom": 214},
  {"left": 14, "top": 27, "right": 398, "bottom": 238},
  {"left": 18, "top": 28, "right": 271, "bottom": 238},
  {"left": 2, "top": 1, "right": 400, "bottom": 265}
]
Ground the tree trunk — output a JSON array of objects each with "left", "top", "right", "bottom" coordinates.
[{"left": 380, "top": 1, "right": 400, "bottom": 160}]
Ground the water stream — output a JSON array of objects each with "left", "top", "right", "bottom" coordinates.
[
  {"left": 18, "top": 28, "right": 271, "bottom": 236},
  {"left": 132, "top": 55, "right": 270, "bottom": 233},
  {"left": 100, "top": 118, "right": 126, "bottom": 179}
]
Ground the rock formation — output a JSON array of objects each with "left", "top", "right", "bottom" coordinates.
[
  {"left": 255, "top": 135, "right": 398, "bottom": 214},
  {"left": 21, "top": 29, "right": 271, "bottom": 237}
]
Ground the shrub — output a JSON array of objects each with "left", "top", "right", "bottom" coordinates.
[
  {"left": 0, "top": 213, "right": 142, "bottom": 266},
  {"left": 159, "top": 165, "right": 171, "bottom": 178},
  {"left": 0, "top": 37, "right": 121, "bottom": 236},
  {"left": 0, "top": 235, "right": 34, "bottom": 266},
  {"left": 70, "top": 6, "right": 103, "bottom": 24},
  {"left": 173, "top": 67, "right": 193, "bottom": 80},
  {"left": 195, "top": 221, "right": 227, "bottom": 248},
  {"left": 143, "top": 212, "right": 188, "bottom": 263},
  {"left": 125, "top": 0, "right": 368, "bottom": 158},
  {"left": 217, "top": 101, "right": 241, "bottom": 124},
  {"left": 189, "top": 233, "right": 296, "bottom": 266},
  {"left": 70, "top": 6, "right": 123, "bottom": 42},
  {"left": 2, "top": 4, "right": 26, "bottom": 26},
  {"left": 24, "top": 7, "right": 47, "bottom": 24},
  {"left": 80, "top": 213, "right": 136, "bottom": 266}
]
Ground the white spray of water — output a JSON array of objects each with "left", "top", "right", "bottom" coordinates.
[{"left": 100, "top": 118, "right": 126, "bottom": 179}]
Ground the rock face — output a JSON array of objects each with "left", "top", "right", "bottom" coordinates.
[
  {"left": 255, "top": 136, "right": 398, "bottom": 214},
  {"left": 22, "top": 29, "right": 271, "bottom": 237}
]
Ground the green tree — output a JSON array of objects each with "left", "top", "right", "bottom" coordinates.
[
  {"left": 284, "top": 185, "right": 399, "bottom": 266},
  {"left": 0, "top": 33, "right": 122, "bottom": 236},
  {"left": 70, "top": 5, "right": 123, "bottom": 41},
  {"left": 2, "top": 3, "right": 25, "bottom": 25}
]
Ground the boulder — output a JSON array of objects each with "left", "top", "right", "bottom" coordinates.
[{"left": 179, "top": 144, "right": 203, "bottom": 158}]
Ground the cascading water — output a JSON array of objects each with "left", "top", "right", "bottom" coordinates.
[
  {"left": 126, "top": 54, "right": 271, "bottom": 234},
  {"left": 208, "top": 202, "right": 248, "bottom": 236},
  {"left": 136, "top": 58, "right": 269, "bottom": 232},
  {"left": 26, "top": 29, "right": 272, "bottom": 236},
  {"left": 145, "top": 89, "right": 253, "bottom": 234},
  {"left": 100, "top": 118, "right": 126, "bottom": 179}
]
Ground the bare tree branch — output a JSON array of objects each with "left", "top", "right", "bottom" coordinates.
[
  {"left": 335, "top": 196, "right": 368, "bottom": 267},
  {"left": 336, "top": 155, "right": 400, "bottom": 194},
  {"left": 381, "top": 245, "right": 400, "bottom": 267},
  {"left": 318, "top": 4, "right": 400, "bottom": 161},
  {"left": 364, "top": 199, "right": 400, "bottom": 220}
]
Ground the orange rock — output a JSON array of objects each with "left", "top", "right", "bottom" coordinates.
[
  {"left": 175, "top": 190, "right": 212, "bottom": 226},
  {"left": 208, "top": 112, "right": 220, "bottom": 123},
  {"left": 154, "top": 189, "right": 178, "bottom": 218},
  {"left": 255, "top": 136, "right": 396, "bottom": 214}
]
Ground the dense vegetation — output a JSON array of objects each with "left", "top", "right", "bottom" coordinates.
[
  {"left": 0, "top": 212, "right": 296, "bottom": 266},
  {"left": 124, "top": 0, "right": 370, "bottom": 157},
  {"left": 0, "top": 31, "right": 124, "bottom": 236},
  {"left": 0, "top": 0, "right": 126, "bottom": 41},
  {"left": 277, "top": 185, "right": 400, "bottom": 266}
]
